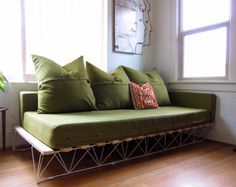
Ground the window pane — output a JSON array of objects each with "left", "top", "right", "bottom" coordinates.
[
  {"left": 0, "top": 0, "right": 23, "bottom": 81},
  {"left": 25, "top": 0, "right": 107, "bottom": 76},
  {"left": 182, "top": 0, "right": 230, "bottom": 31},
  {"left": 183, "top": 27, "right": 227, "bottom": 78}
]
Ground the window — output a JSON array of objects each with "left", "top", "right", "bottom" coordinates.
[
  {"left": 0, "top": 0, "right": 107, "bottom": 82},
  {"left": 179, "top": 0, "right": 230, "bottom": 79},
  {"left": 0, "top": 1, "right": 22, "bottom": 82}
]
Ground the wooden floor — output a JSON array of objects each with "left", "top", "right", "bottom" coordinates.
[{"left": 0, "top": 141, "right": 236, "bottom": 187}]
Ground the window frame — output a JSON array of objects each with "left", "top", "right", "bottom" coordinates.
[{"left": 178, "top": 0, "right": 231, "bottom": 81}]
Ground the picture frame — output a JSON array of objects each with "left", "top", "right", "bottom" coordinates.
[{"left": 113, "top": 0, "right": 152, "bottom": 55}]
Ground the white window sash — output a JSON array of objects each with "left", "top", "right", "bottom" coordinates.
[{"left": 178, "top": 0, "right": 230, "bottom": 80}]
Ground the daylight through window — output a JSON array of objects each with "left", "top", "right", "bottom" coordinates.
[{"left": 0, "top": 0, "right": 107, "bottom": 82}]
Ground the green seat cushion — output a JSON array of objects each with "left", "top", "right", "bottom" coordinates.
[
  {"left": 32, "top": 55, "right": 96, "bottom": 113},
  {"left": 86, "top": 62, "right": 133, "bottom": 109},
  {"left": 122, "top": 66, "right": 171, "bottom": 105},
  {"left": 22, "top": 106, "right": 210, "bottom": 149}
]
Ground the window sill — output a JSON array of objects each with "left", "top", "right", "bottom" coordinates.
[
  {"left": 168, "top": 80, "right": 236, "bottom": 84},
  {"left": 167, "top": 81, "right": 236, "bottom": 93}
]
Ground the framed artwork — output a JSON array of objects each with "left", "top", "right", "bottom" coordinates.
[{"left": 113, "top": 0, "right": 152, "bottom": 54}]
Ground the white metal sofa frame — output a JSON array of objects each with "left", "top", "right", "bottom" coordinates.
[{"left": 12, "top": 123, "right": 213, "bottom": 183}]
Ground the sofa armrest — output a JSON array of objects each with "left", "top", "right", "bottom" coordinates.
[
  {"left": 19, "top": 91, "right": 38, "bottom": 125},
  {"left": 169, "top": 91, "right": 216, "bottom": 122}
]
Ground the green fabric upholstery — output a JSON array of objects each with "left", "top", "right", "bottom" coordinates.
[
  {"left": 169, "top": 91, "right": 216, "bottom": 122},
  {"left": 32, "top": 55, "right": 96, "bottom": 113},
  {"left": 122, "top": 66, "right": 171, "bottom": 106},
  {"left": 19, "top": 91, "right": 38, "bottom": 125},
  {"left": 86, "top": 62, "right": 133, "bottom": 109},
  {"left": 23, "top": 107, "right": 210, "bottom": 149}
]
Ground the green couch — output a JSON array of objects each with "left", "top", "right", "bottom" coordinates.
[
  {"left": 15, "top": 56, "right": 217, "bottom": 183},
  {"left": 19, "top": 91, "right": 216, "bottom": 149}
]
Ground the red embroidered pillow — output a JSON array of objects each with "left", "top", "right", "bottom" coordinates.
[{"left": 130, "top": 82, "right": 159, "bottom": 109}]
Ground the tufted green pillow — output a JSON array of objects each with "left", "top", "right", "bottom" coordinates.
[
  {"left": 32, "top": 55, "right": 97, "bottom": 113},
  {"left": 86, "top": 62, "right": 133, "bottom": 110},
  {"left": 122, "top": 66, "right": 171, "bottom": 106}
]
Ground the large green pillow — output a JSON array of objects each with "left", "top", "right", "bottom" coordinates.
[
  {"left": 122, "top": 66, "right": 171, "bottom": 105},
  {"left": 32, "top": 55, "right": 97, "bottom": 113},
  {"left": 86, "top": 62, "right": 133, "bottom": 110}
]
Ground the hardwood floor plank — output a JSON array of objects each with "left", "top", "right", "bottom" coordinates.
[{"left": 0, "top": 141, "right": 235, "bottom": 187}]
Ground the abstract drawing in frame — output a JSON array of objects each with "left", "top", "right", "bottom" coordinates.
[{"left": 114, "top": 0, "right": 152, "bottom": 54}]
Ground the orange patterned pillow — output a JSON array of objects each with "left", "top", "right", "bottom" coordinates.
[{"left": 130, "top": 82, "right": 159, "bottom": 109}]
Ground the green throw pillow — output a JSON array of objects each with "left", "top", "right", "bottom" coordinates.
[
  {"left": 86, "top": 62, "right": 133, "bottom": 110},
  {"left": 32, "top": 55, "right": 97, "bottom": 113},
  {"left": 122, "top": 66, "right": 171, "bottom": 105}
]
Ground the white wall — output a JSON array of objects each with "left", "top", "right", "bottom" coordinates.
[
  {"left": 0, "top": 1, "right": 155, "bottom": 149},
  {"left": 0, "top": 83, "right": 37, "bottom": 148},
  {"left": 151, "top": 0, "right": 236, "bottom": 145},
  {"left": 142, "top": 0, "right": 173, "bottom": 80}
]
